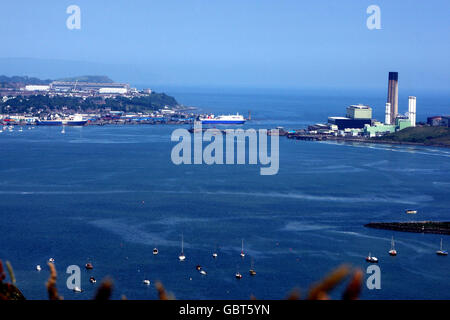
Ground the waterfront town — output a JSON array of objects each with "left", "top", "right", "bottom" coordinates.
[{"left": 0, "top": 76, "right": 196, "bottom": 125}]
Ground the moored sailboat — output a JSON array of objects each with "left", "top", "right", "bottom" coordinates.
[
  {"left": 436, "top": 238, "right": 448, "bottom": 256},
  {"left": 366, "top": 252, "right": 378, "bottom": 263},
  {"left": 179, "top": 234, "right": 186, "bottom": 261},
  {"left": 389, "top": 236, "right": 397, "bottom": 256}
]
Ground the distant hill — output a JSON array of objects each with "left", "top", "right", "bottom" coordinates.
[
  {"left": 0, "top": 74, "right": 114, "bottom": 85},
  {"left": 55, "top": 75, "right": 114, "bottom": 83},
  {"left": 373, "top": 126, "right": 450, "bottom": 147},
  {"left": 0, "top": 75, "right": 52, "bottom": 85}
]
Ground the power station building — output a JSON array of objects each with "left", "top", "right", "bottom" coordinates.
[
  {"left": 328, "top": 104, "right": 372, "bottom": 130},
  {"left": 346, "top": 104, "right": 372, "bottom": 119},
  {"left": 320, "top": 72, "right": 418, "bottom": 137}
]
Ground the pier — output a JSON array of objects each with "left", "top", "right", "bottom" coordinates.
[
  {"left": 365, "top": 221, "right": 450, "bottom": 235},
  {"left": 287, "top": 134, "right": 328, "bottom": 141}
]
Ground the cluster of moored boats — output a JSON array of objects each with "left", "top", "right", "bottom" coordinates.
[
  {"left": 34, "top": 236, "right": 447, "bottom": 292},
  {"left": 166, "top": 236, "right": 254, "bottom": 280},
  {"left": 0, "top": 125, "right": 35, "bottom": 132},
  {"left": 365, "top": 237, "right": 448, "bottom": 263},
  {"left": 35, "top": 237, "right": 257, "bottom": 292}
]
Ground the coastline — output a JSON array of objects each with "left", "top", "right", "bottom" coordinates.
[
  {"left": 332, "top": 136, "right": 450, "bottom": 149},
  {"left": 287, "top": 134, "right": 450, "bottom": 149}
]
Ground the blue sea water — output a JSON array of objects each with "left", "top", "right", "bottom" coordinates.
[{"left": 0, "top": 88, "right": 449, "bottom": 300}]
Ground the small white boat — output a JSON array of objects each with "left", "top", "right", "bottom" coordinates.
[
  {"left": 212, "top": 252, "right": 218, "bottom": 258},
  {"left": 366, "top": 253, "right": 378, "bottom": 263},
  {"left": 73, "top": 286, "right": 82, "bottom": 293},
  {"left": 153, "top": 248, "right": 159, "bottom": 255},
  {"left": 436, "top": 238, "right": 448, "bottom": 256},
  {"left": 143, "top": 279, "right": 151, "bottom": 285},
  {"left": 405, "top": 209, "right": 417, "bottom": 214},
  {"left": 48, "top": 258, "right": 55, "bottom": 263},
  {"left": 240, "top": 239, "right": 245, "bottom": 258},
  {"left": 389, "top": 236, "right": 397, "bottom": 256},
  {"left": 235, "top": 272, "right": 243, "bottom": 279},
  {"left": 36, "top": 265, "right": 42, "bottom": 271},
  {"left": 200, "top": 270, "right": 207, "bottom": 275},
  {"left": 249, "top": 258, "right": 256, "bottom": 276},
  {"left": 89, "top": 277, "right": 96, "bottom": 284},
  {"left": 179, "top": 234, "right": 186, "bottom": 261}
]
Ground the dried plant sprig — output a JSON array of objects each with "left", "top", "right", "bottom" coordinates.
[
  {"left": 5, "top": 261, "right": 16, "bottom": 284},
  {"left": 94, "top": 278, "right": 113, "bottom": 300},
  {"left": 46, "top": 262, "right": 62, "bottom": 300},
  {"left": 342, "top": 269, "right": 363, "bottom": 300},
  {"left": 155, "top": 281, "right": 175, "bottom": 300},
  {"left": 0, "top": 260, "right": 5, "bottom": 282},
  {"left": 307, "top": 264, "right": 351, "bottom": 300}
]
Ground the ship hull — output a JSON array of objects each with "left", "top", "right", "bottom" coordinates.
[
  {"left": 36, "top": 120, "right": 88, "bottom": 126},
  {"left": 65, "top": 121, "right": 88, "bottom": 126},
  {"left": 35, "top": 121, "right": 63, "bottom": 126},
  {"left": 200, "top": 120, "right": 246, "bottom": 124}
]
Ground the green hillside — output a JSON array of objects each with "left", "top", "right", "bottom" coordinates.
[{"left": 373, "top": 126, "right": 450, "bottom": 146}]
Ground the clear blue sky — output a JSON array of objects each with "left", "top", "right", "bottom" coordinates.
[{"left": 1, "top": 0, "right": 449, "bottom": 91}]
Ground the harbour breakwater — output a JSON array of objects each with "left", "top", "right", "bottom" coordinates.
[{"left": 365, "top": 221, "right": 450, "bottom": 235}]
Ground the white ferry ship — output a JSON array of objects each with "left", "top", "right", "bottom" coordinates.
[
  {"left": 36, "top": 114, "right": 88, "bottom": 126},
  {"left": 198, "top": 113, "right": 246, "bottom": 124}
]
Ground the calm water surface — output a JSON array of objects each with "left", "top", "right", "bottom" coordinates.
[{"left": 0, "top": 90, "right": 449, "bottom": 299}]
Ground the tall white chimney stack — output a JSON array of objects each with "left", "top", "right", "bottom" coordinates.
[
  {"left": 385, "top": 102, "right": 391, "bottom": 125},
  {"left": 408, "top": 96, "right": 416, "bottom": 127}
]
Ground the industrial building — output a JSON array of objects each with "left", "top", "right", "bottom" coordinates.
[
  {"left": 327, "top": 104, "right": 373, "bottom": 130},
  {"left": 328, "top": 116, "right": 372, "bottom": 130},
  {"left": 308, "top": 72, "right": 420, "bottom": 138},
  {"left": 346, "top": 105, "right": 372, "bottom": 119},
  {"left": 395, "top": 116, "right": 412, "bottom": 131},
  {"left": 364, "top": 122, "right": 396, "bottom": 137},
  {"left": 50, "top": 81, "right": 130, "bottom": 93},
  {"left": 427, "top": 116, "right": 450, "bottom": 127},
  {"left": 98, "top": 87, "right": 128, "bottom": 94},
  {"left": 25, "top": 85, "right": 50, "bottom": 91}
]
